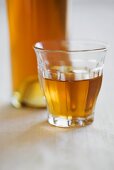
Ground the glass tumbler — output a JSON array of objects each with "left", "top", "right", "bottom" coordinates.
[{"left": 34, "top": 41, "right": 107, "bottom": 127}]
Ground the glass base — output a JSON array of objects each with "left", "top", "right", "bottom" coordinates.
[
  {"left": 48, "top": 114, "right": 94, "bottom": 128},
  {"left": 11, "top": 90, "right": 46, "bottom": 108},
  {"left": 11, "top": 78, "right": 46, "bottom": 108}
]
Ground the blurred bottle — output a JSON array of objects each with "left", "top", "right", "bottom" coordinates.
[{"left": 6, "top": 0, "right": 67, "bottom": 108}]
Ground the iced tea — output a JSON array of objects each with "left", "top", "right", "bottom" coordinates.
[{"left": 42, "top": 71, "right": 102, "bottom": 119}]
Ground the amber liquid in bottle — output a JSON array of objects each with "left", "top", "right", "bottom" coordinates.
[
  {"left": 42, "top": 73, "right": 102, "bottom": 118},
  {"left": 7, "top": 0, "right": 67, "bottom": 108}
]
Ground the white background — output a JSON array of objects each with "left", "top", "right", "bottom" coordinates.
[{"left": 0, "top": 0, "right": 11, "bottom": 102}]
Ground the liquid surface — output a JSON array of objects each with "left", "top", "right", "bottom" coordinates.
[{"left": 42, "top": 75, "right": 102, "bottom": 118}]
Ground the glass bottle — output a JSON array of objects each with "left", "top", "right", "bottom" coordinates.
[{"left": 6, "top": 0, "right": 67, "bottom": 108}]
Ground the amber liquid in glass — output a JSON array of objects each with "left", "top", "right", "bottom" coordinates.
[
  {"left": 42, "top": 74, "right": 102, "bottom": 118},
  {"left": 7, "top": 0, "right": 66, "bottom": 107}
]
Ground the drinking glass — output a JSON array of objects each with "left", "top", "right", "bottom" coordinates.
[{"left": 34, "top": 40, "right": 107, "bottom": 127}]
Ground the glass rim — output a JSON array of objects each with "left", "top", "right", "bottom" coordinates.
[{"left": 34, "top": 40, "right": 107, "bottom": 53}]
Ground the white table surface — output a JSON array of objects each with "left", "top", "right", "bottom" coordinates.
[
  {"left": 0, "top": 0, "right": 114, "bottom": 170},
  {"left": 0, "top": 100, "right": 114, "bottom": 170}
]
